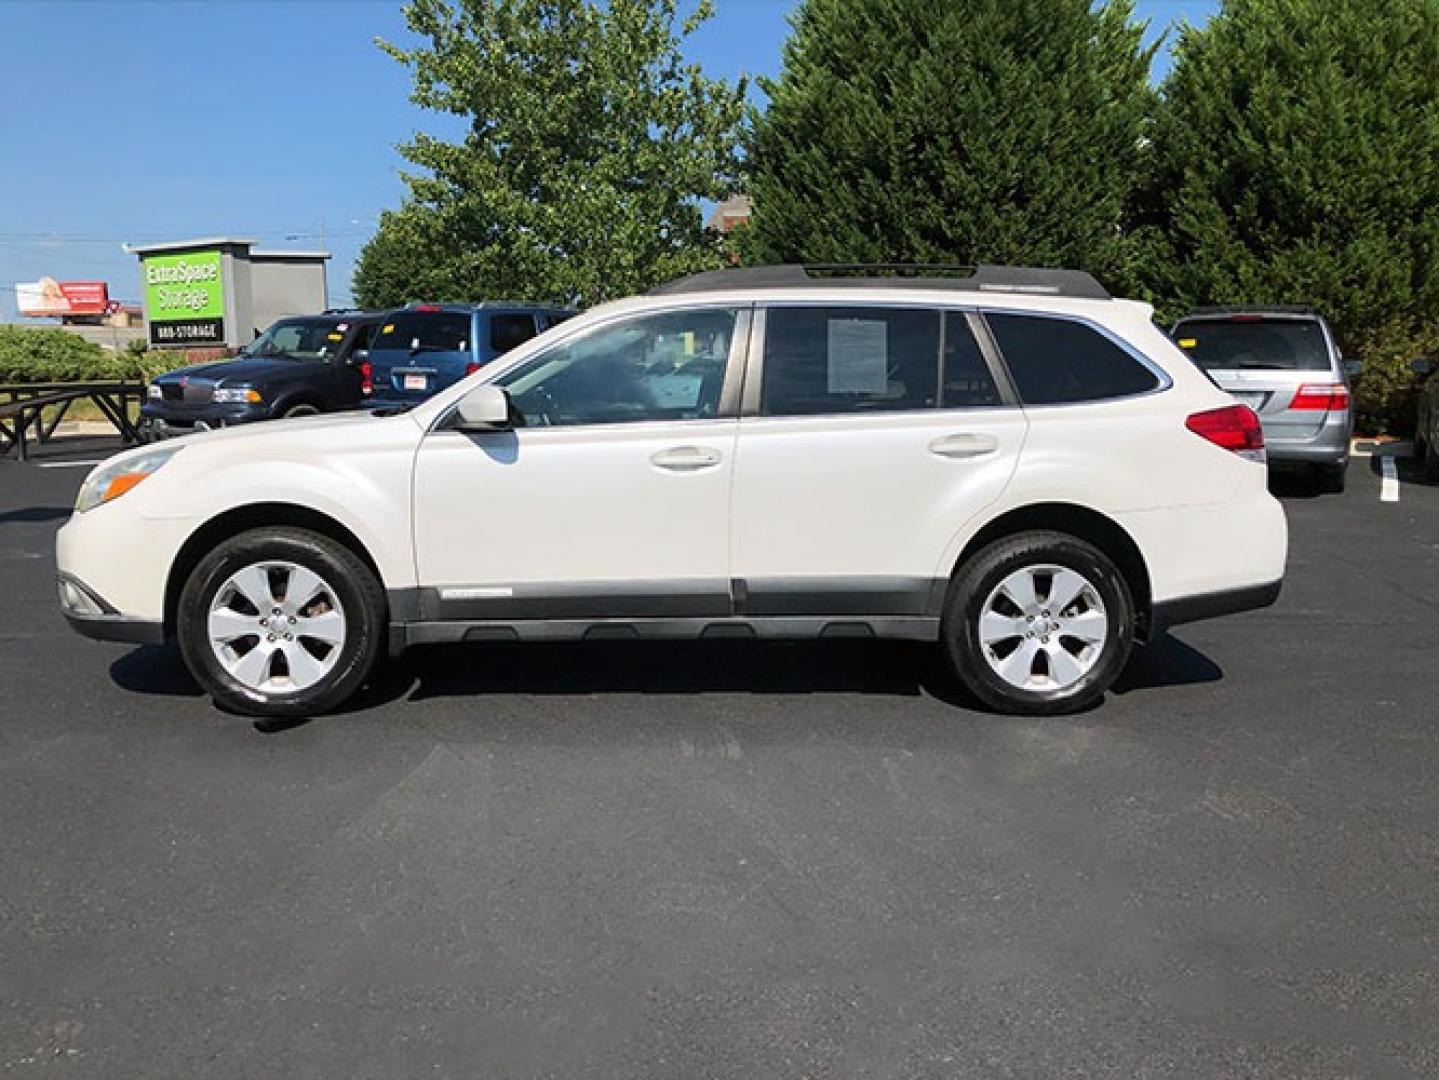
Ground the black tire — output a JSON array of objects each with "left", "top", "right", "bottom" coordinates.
[
  {"left": 283, "top": 403, "right": 320, "bottom": 419},
  {"left": 1315, "top": 462, "right": 1347, "bottom": 494},
  {"left": 177, "top": 527, "right": 385, "bottom": 718},
  {"left": 941, "top": 530, "right": 1135, "bottom": 716}
]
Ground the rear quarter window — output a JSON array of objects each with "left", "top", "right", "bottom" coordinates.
[
  {"left": 489, "top": 313, "right": 539, "bottom": 354},
  {"left": 986, "top": 312, "right": 1160, "bottom": 405}
]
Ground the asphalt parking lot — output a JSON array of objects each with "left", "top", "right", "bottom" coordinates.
[{"left": 3, "top": 442, "right": 1438, "bottom": 1078}]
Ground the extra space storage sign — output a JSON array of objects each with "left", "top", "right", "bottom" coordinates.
[{"left": 144, "top": 250, "right": 225, "bottom": 345}]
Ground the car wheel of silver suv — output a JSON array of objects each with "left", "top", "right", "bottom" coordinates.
[
  {"left": 177, "top": 528, "right": 385, "bottom": 718},
  {"left": 943, "top": 531, "right": 1135, "bottom": 715}
]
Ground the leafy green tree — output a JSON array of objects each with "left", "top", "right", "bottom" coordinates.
[
  {"left": 1145, "top": 0, "right": 1439, "bottom": 432},
  {"left": 360, "top": 0, "right": 747, "bottom": 308},
  {"left": 352, "top": 204, "right": 455, "bottom": 309},
  {"left": 741, "top": 0, "right": 1156, "bottom": 287}
]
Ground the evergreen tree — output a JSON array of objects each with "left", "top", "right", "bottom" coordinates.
[
  {"left": 1145, "top": 0, "right": 1439, "bottom": 429},
  {"left": 359, "top": 0, "right": 746, "bottom": 308},
  {"left": 741, "top": 0, "right": 1156, "bottom": 287}
]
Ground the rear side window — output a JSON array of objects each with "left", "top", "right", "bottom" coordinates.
[
  {"left": 375, "top": 311, "right": 471, "bottom": 352},
  {"left": 489, "top": 312, "right": 539, "bottom": 354},
  {"left": 986, "top": 313, "right": 1160, "bottom": 405},
  {"left": 761, "top": 307, "right": 1002, "bottom": 416},
  {"left": 1173, "top": 318, "right": 1331, "bottom": 372}
]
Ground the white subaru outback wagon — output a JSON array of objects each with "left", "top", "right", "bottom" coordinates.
[{"left": 57, "top": 265, "right": 1287, "bottom": 717}]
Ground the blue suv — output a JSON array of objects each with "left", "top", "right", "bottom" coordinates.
[{"left": 366, "top": 302, "right": 575, "bottom": 407}]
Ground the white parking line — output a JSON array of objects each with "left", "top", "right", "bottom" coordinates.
[
  {"left": 37, "top": 460, "right": 103, "bottom": 469},
  {"left": 1380, "top": 456, "right": 1400, "bottom": 502}
]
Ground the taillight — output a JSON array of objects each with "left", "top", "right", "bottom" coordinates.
[
  {"left": 1289, "top": 383, "right": 1349, "bottom": 411},
  {"left": 1186, "top": 404, "right": 1265, "bottom": 462},
  {"left": 359, "top": 360, "right": 373, "bottom": 397},
  {"left": 464, "top": 362, "right": 482, "bottom": 376}
]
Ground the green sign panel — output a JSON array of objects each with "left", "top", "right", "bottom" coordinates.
[{"left": 144, "top": 250, "right": 225, "bottom": 345}]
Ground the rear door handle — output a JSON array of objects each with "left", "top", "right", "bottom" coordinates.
[
  {"left": 651, "top": 445, "right": 723, "bottom": 471},
  {"left": 929, "top": 432, "right": 1000, "bottom": 459}
]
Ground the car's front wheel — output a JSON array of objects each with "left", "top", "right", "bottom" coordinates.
[
  {"left": 177, "top": 528, "right": 385, "bottom": 717},
  {"left": 942, "top": 531, "right": 1135, "bottom": 715}
]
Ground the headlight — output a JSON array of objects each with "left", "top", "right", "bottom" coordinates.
[
  {"left": 146, "top": 384, "right": 162, "bottom": 400},
  {"left": 75, "top": 447, "right": 182, "bottom": 514},
  {"left": 213, "top": 387, "right": 262, "bottom": 404}
]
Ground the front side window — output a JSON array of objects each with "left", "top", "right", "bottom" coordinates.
[
  {"left": 495, "top": 307, "right": 738, "bottom": 427},
  {"left": 761, "top": 307, "right": 1001, "bottom": 416},
  {"left": 375, "top": 311, "right": 471, "bottom": 353},
  {"left": 489, "top": 312, "right": 538, "bottom": 354},
  {"left": 986, "top": 312, "right": 1160, "bottom": 405}
]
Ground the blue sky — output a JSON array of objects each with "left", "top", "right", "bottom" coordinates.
[{"left": 0, "top": 0, "right": 1218, "bottom": 319}]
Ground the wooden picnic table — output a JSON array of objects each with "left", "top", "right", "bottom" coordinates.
[{"left": 0, "top": 381, "right": 144, "bottom": 462}]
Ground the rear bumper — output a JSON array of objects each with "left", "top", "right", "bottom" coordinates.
[
  {"left": 1149, "top": 579, "right": 1282, "bottom": 636},
  {"left": 1264, "top": 411, "right": 1351, "bottom": 466}
]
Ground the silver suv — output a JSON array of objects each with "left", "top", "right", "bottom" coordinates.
[{"left": 1172, "top": 307, "right": 1355, "bottom": 492}]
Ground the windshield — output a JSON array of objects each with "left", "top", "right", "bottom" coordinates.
[
  {"left": 1173, "top": 318, "right": 1331, "bottom": 372},
  {"left": 243, "top": 317, "right": 350, "bottom": 361}
]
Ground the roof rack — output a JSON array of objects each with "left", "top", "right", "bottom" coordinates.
[{"left": 650, "top": 263, "right": 1111, "bottom": 301}]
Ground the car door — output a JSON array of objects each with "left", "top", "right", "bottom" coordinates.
[
  {"left": 729, "top": 303, "right": 1028, "bottom": 619},
  {"left": 331, "top": 320, "right": 378, "bottom": 407},
  {"left": 412, "top": 304, "right": 749, "bottom": 622}
]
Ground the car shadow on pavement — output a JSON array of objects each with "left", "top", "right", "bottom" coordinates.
[
  {"left": 109, "top": 645, "right": 204, "bottom": 698},
  {"left": 108, "top": 634, "right": 1226, "bottom": 731},
  {"left": 0, "top": 505, "right": 73, "bottom": 525},
  {"left": 1111, "top": 633, "right": 1223, "bottom": 695}
]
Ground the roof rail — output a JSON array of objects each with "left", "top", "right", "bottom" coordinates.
[
  {"left": 650, "top": 263, "right": 1111, "bottom": 301},
  {"left": 1183, "top": 304, "right": 1318, "bottom": 317}
]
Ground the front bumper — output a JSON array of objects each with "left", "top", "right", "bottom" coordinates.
[
  {"left": 138, "top": 403, "right": 270, "bottom": 441},
  {"left": 57, "top": 574, "right": 166, "bottom": 644}
]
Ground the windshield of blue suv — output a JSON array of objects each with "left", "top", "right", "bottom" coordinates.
[
  {"left": 243, "top": 317, "right": 351, "bottom": 362},
  {"left": 1173, "top": 317, "right": 1332, "bottom": 371}
]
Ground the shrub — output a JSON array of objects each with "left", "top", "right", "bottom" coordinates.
[
  {"left": 0, "top": 326, "right": 124, "bottom": 384},
  {"left": 1350, "top": 327, "right": 1438, "bottom": 437}
]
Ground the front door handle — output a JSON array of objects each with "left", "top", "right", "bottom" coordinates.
[
  {"left": 651, "top": 445, "right": 723, "bottom": 471},
  {"left": 929, "top": 432, "right": 1000, "bottom": 459}
]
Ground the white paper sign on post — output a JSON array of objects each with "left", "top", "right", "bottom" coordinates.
[{"left": 827, "top": 318, "right": 888, "bottom": 394}]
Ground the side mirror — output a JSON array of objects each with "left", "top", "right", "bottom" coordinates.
[
  {"left": 451, "top": 385, "right": 511, "bottom": 431},
  {"left": 1342, "top": 358, "right": 1363, "bottom": 378},
  {"left": 1410, "top": 358, "right": 1435, "bottom": 377}
]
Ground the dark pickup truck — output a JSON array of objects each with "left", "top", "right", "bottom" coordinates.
[{"left": 138, "top": 310, "right": 386, "bottom": 442}]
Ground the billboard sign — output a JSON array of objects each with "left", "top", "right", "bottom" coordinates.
[
  {"left": 15, "top": 278, "right": 110, "bottom": 317},
  {"left": 143, "top": 250, "right": 225, "bottom": 346}
]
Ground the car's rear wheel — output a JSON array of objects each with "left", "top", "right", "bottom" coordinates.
[
  {"left": 942, "top": 531, "right": 1135, "bottom": 715},
  {"left": 177, "top": 528, "right": 384, "bottom": 717}
]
